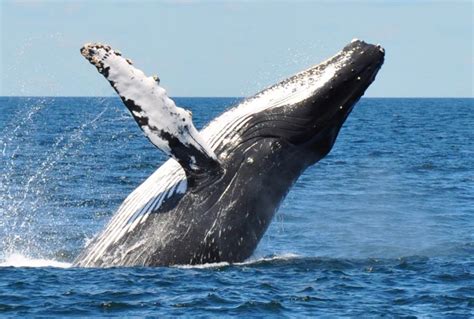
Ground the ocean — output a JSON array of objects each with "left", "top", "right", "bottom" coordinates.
[{"left": 0, "top": 97, "right": 472, "bottom": 317}]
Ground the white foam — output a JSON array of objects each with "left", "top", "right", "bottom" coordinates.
[
  {"left": 0, "top": 253, "right": 71, "bottom": 268},
  {"left": 174, "top": 261, "right": 230, "bottom": 269},
  {"left": 173, "top": 253, "right": 301, "bottom": 269},
  {"left": 236, "top": 252, "right": 301, "bottom": 265}
]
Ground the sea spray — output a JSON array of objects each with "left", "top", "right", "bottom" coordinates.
[{"left": 0, "top": 97, "right": 110, "bottom": 262}]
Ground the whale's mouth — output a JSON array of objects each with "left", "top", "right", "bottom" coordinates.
[
  {"left": 238, "top": 40, "right": 384, "bottom": 164},
  {"left": 212, "top": 40, "right": 384, "bottom": 159}
]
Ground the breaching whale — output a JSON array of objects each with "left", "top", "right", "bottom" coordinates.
[{"left": 74, "top": 39, "right": 384, "bottom": 267}]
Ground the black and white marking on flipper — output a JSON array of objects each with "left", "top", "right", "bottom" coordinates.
[
  {"left": 74, "top": 40, "right": 385, "bottom": 267},
  {"left": 80, "top": 44, "right": 219, "bottom": 180}
]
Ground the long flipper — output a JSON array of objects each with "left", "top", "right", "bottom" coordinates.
[{"left": 80, "top": 43, "right": 220, "bottom": 180}]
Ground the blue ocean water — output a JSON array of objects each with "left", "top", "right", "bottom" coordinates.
[{"left": 0, "top": 97, "right": 472, "bottom": 317}]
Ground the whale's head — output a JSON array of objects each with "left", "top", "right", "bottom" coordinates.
[
  {"left": 220, "top": 40, "right": 385, "bottom": 168},
  {"left": 287, "top": 39, "right": 385, "bottom": 160}
]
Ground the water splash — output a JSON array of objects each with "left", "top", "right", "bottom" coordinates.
[
  {"left": 0, "top": 97, "right": 110, "bottom": 261},
  {"left": 0, "top": 253, "right": 71, "bottom": 268}
]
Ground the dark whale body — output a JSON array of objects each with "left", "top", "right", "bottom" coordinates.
[{"left": 74, "top": 40, "right": 384, "bottom": 267}]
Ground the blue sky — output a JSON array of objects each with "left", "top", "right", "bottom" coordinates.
[{"left": 1, "top": 0, "right": 472, "bottom": 97}]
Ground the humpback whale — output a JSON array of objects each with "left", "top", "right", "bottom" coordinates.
[{"left": 74, "top": 39, "right": 384, "bottom": 267}]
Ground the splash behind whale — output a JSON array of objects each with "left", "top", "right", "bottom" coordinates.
[{"left": 74, "top": 40, "right": 385, "bottom": 267}]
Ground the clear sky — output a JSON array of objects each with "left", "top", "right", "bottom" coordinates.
[{"left": 1, "top": 0, "right": 472, "bottom": 97}]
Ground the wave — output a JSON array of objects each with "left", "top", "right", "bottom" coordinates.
[{"left": 3, "top": 248, "right": 469, "bottom": 270}]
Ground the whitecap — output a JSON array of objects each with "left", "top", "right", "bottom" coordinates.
[{"left": 173, "top": 252, "right": 301, "bottom": 269}]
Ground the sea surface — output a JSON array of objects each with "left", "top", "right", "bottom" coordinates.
[{"left": 0, "top": 97, "right": 472, "bottom": 317}]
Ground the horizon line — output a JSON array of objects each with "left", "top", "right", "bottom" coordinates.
[{"left": 0, "top": 95, "right": 473, "bottom": 99}]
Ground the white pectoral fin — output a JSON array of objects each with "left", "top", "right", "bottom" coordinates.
[{"left": 81, "top": 43, "right": 220, "bottom": 179}]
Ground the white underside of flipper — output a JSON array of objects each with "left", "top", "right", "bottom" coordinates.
[{"left": 81, "top": 44, "right": 217, "bottom": 175}]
